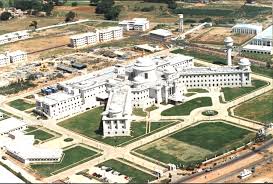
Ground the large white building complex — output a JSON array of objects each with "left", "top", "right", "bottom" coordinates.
[
  {"left": 0, "top": 30, "right": 30, "bottom": 45},
  {"left": 232, "top": 24, "right": 262, "bottom": 35},
  {"left": 36, "top": 38, "right": 252, "bottom": 137},
  {"left": 119, "top": 18, "right": 150, "bottom": 31},
  {"left": 241, "top": 25, "right": 272, "bottom": 55},
  {"left": 70, "top": 26, "right": 123, "bottom": 48},
  {"left": 0, "top": 50, "right": 27, "bottom": 66}
]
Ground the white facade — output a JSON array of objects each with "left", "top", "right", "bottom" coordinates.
[
  {"left": 0, "top": 117, "right": 27, "bottom": 136},
  {"left": 36, "top": 52, "right": 252, "bottom": 137},
  {"left": 8, "top": 50, "right": 27, "bottom": 63},
  {"left": 0, "top": 54, "right": 9, "bottom": 66},
  {"left": 232, "top": 24, "right": 262, "bottom": 35},
  {"left": 119, "top": 18, "right": 150, "bottom": 31},
  {"left": 70, "top": 32, "right": 97, "bottom": 48},
  {"left": 0, "top": 165, "right": 25, "bottom": 183},
  {"left": 70, "top": 27, "right": 123, "bottom": 48},
  {"left": 242, "top": 25, "right": 272, "bottom": 55},
  {"left": 0, "top": 30, "right": 30, "bottom": 45}
]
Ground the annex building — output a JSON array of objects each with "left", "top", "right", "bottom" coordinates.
[
  {"left": 232, "top": 24, "right": 262, "bottom": 35},
  {"left": 35, "top": 51, "right": 252, "bottom": 137},
  {"left": 0, "top": 50, "right": 27, "bottom": 66},
  {"left": 119, "top": 18, "right": 150, "bottom": 32}
]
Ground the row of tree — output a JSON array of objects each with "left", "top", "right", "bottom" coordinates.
[{"left": 92, "top": 0, "right": 121, "bottom": 20}]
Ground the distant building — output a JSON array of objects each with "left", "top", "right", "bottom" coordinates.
[
  {"left": 0, "top": 53, "right": 9, "bottom": 66},
  {"left": 0, "top": 30, "right": 30, "bottom": 45},
  {"left": 232, "top": 24, "right": 262, "bottom": 35},
  {"left": 119, "top": 18, "right": 150, "bottom": 32},
  {"left": 241, "top": 25, "right": 272, "bottom": 55},
  {"left": 8, "top": 50, "right": 27, "bottom": 63},
  {"left": 69, "top": 27, "right": 123, "bottom": 48},
  {"left": 0, "top": 117, "right": 27, "bottom": 136},
  {"left": 149, "top": 29, "right": 173, "bottom": 42}
]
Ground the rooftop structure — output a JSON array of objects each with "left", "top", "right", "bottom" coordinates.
[
  {"left": 0, "top": 117, "right": 27, "bottom": 136},
  {"left": 119, "top": 18, "right": 150, "bottom": 32},
  {"left": 149, "top": 29, "right": 173, "bottom": 42},
  {"left": 232, "top": 24, "right": 262, "bottom": 35},
  {"left": 36, "top": 49, "right": 252, "bottom": 137},
  {"left": 0, "top": 165, "right": 25, "bottom": 183}
]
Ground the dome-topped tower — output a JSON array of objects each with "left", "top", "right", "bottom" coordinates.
[{"left": 133, "top": 57, "right": 157, "bottom": 84}]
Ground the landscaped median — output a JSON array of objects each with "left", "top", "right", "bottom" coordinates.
[
  {"left": 133, "top": 121, "right": 255, "bottom": 168},
  {"left": 24, "top": 126, "right": 61, "bottom": 144},
  {"left": 221, "top": 79, "right": 268, "bottom": 102},
  {"left": 30, "top": 144, "right": 101, "bottom": 177},
  {"left": 8, "top": 99, "right": 36, "bottom": 111},
  {"left": 161, "top": 97, "right": 212, "bottom": 116},
  {"left": 58, "top": 107, "right": 179, "bottom": 146}
]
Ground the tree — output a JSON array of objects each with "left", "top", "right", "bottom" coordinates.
[
  {"left": 29, "top": 20, "right": 38, "bottom": 29},
  {"left": 95, "top": 0, "right": 114, "bottom": 14},
  {"left": 0, "top": 11, "right": 12, "bottom": 20},
  {"left": 71, "top": 2, "right": 78, "bottom": 6},
  {"left": 65, "top": 11, "right": 76, "bottom": 22},
  {"left": 43, "top": 0, "right": 54, "bottom": 15},
  {"left": 90, "top": 0, "right": 100, "bottom": 6},
  {"left": 53, "top": 0, "right": 67, "bottom": 6},
  {"left": 167, "top": 0, "right": 177, "bottom": 10},
  {"left": 104, "top": 5, "right": 121, "bottom": 20},
  {"left": 0, "top": 1, "right": 4, "bottom": 8}
]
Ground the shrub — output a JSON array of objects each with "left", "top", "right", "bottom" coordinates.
[{"left": 71, "top": 2, "right": 78, "bottom": 6}]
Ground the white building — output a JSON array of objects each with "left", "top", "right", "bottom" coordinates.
[
  {"left": 242, "top": 25, "right": 272, "bottom": 55},
  {"left": 70, "top": 32, "right": 97, "bottom": 48},
  {"left": 0, "top": 30, "right": 30, "bottom": 45},
  {"left": 69, "top": 27, "right": 123, "bottom": 48},
  {"left": 0, "top": 165, "right": 25, "bottom": 183},
  {"left": 149, "top": 29, "right": 173, "bottom": 42},
  {"left": 36, "top": 50, "right": 252, "bottom": 137},
  {"left": 8, "top": 50, "right": 27, "bottom": 63},
  {"left": 232, "top": 24, "right": 262, "bottom": 35},
  {"left": 0, "top": 117, "right": 27, "bottom": 136},
  {"left": 0, "top": 53, "right": 9, "bottom": 66},
  {"left": 97, "top": 26, "right": 123, "bottom": 42},
  {"left": 119, "top": 18, "right": 150, "bottom": 31}
]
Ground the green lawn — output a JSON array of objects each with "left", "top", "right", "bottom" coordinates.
[
  {"left": 24, "top": 126, "right": 38, "bottom": 133},
  {"left": 251, "top": 65, "right": 273, "bottom": 78},
  {"left": 234, "top": 90, "right": 273, "bottom": 123},
  {"left": 136, "top": 121, "right": 255, "bottom": 166},
  {"left": 145, "top": 105, "right": 158, "bottom": 112},
  {"left": 133, "top": 108, "right": 147, "bottom": 117},
  {"left": 161, "top": 97, "right": 212, "bottom": 116},
  {"left": 30, "top": 145, "right": 98, "bottom": 177},
  {"left": 97, "top": 159, "right": 156, "bottom": 183},
  {"left": 150, "top": 121, "right": 174, "bottom": 132},
  {"left": 241, "top": 52, "right": 272, "bottom": 63},
  {"left": 222, "top": 79, "right": 268, "bottom": 101},
  {"left": 8, "top": 99, "right": 35, "bottom": 111},
  {"left": 26, "top": 129, "right": 55, "bottom": 141},
  {"left": 188, "top": 88, "right": 208, "bottom": 93}
]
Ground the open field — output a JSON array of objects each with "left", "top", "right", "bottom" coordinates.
[
  {"left": 97, "top": 159, "right": 156, "bottom": 183},
  {"left": 222, "top": 79, "right": 268, "bottom": 101},
  {"left": 234, "top": 90, "right": 273, "bottom": 123},
  {"left": 30, "top": 145, "right": 99, "bottom": 177},
  {"left": 161, "top": 97, "right": 212, "bottom": 116},
  {"left": 190, "top": 27, "right": 253, "bottom": 46},
  {"left": 136, "top": 121, "right": 255, "bottom": 166},
  {"left": 26, "top": 129, "right": 55, "bottom": 141},
  {"left": 8, "top": 99, "right": 35, "bottom": 111},
  {"left": 241, "top": 52, "right": 272, "bottom": 63}
]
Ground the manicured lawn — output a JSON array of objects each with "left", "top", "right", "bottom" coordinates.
[
  {"left": 150, "top": 121, "right": 174, "bottom": 132},
  {"left": 222, "top": 79, "right": 268, "bottom": 101},
  {"left": 145, "top": 105, "right": 158, "bottom": 112},
  {"left": 8, "top": 99, "right": 35, "bottom": 111},
  {"left": 133, "top": 108, "right": 147, "bottom": 117},
  {"left": 24, "top": 126, "right": 38, "bottom": 133},
  {"left": 170, "top": 122, "right": 253, "bottom": 152},
  {"left": 251, "top": 65, "right": 273, "bottom": 78},
  {"left": 97, "top": 159, "right": 156, "bottom": 183},
  {"left": 161, "top": 97, "right": 212, "bottom": 116},
  {"left": 137, "top": 121, "right": 255, "bottom": 166},
  {"left": 31, "top": 145, "right": 98, "bottom": 177},
  {"left": 59, "top": 107, "right": 147, "bottom": 146},
  {"left": 26, "top": 129, "right": 55, "bottom": 141},
  {"left": 234, "top": 90, "right": 273, "bottom": 123}
]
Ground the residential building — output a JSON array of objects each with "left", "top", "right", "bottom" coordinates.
[
  {"left": 0, "top": 30, "right": 30, "bottom": 45},
  {"left": 8, "top": 50, "right": 27, "bottom": 63},
  {"left": 0, "top": 53, "right": 9, "bottom": 66},
  {"left": 232, "top": 24, "right": 262, "bottom": 35},
  {"left": 119, "top": 18, "right": 150, "bottom": 31},
  {"left": 70, "top": 32, "right": 97, "bottom": 48},
  {"left": 97, "top": 26, "right": 123, "bottom": 42}
]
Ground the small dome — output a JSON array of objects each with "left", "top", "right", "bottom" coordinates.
[
  {"left": 224, "top": 37, "right": 233, "bottom": 43},
  {"left": 239, "top": 58, "right": 251, "bottom": 66},
  {"left": 164, "top": 66, "right": 176, "bottom": 74}
]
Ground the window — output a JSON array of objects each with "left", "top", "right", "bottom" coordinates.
[{"left": 144, "top": 73, "right": 148, "bottom": 79}]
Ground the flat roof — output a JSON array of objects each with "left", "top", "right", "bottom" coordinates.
[
  {"left": 255, "top": 25, "right": 272, "bottom": 40},
  {"left": 41, "top": 92, "right": 78, "bottom": 105},
  {"left": 70, "top": 32, "right": 97, "bottom": 39},
  {"left": 149, "top": 29, "right": 172, "bottom": 37},
  {"left": 0, "top": 117, "right": 26, "bottom": 134},
  {"left": 8, "top": 50, "right": 26, "bottom": 57},
  {"left": 0, "top": 165, "right": 25, "bottom": 183},
  {"left": 232, "top": 24, "right": 262, "bottom": 30}
]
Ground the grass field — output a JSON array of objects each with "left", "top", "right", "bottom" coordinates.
[
  {"left": 251, "top": 65, "right": 273, "bottom": 79},
  {"left": 137, "top": 121, "right": 255, "bottom": 166},
  {"left": 133, "top": 108, "right": 147, "bottom": 117},
  {"left": 30, "top": 145, "right": 98, "bottom": 177},
  {"left": 97, "top": 159, "right": 156, "bottom": 183},
  {"left": 188, "top": 88, "right": 208, "bottom": 93},
  {"left": 161, "top": 97, "right": 212, "bottom": 116},
  {"left": 8, "top": 99, "right": 35, "bottom": 111},
  {"left": 222, "top": 79, "right": 268, "bottom": 101},
  {"left": 234, "top": 90, "right": 273, "bottom": 123},
  {"left": 150, "top": 121, "right": 174, "bottom": 132},
  {"left": 26, "top": 129, "right": 55, "bottom": 141},
  {"left": 24, "top": 126, "right": 38, "bottom": 133}
]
